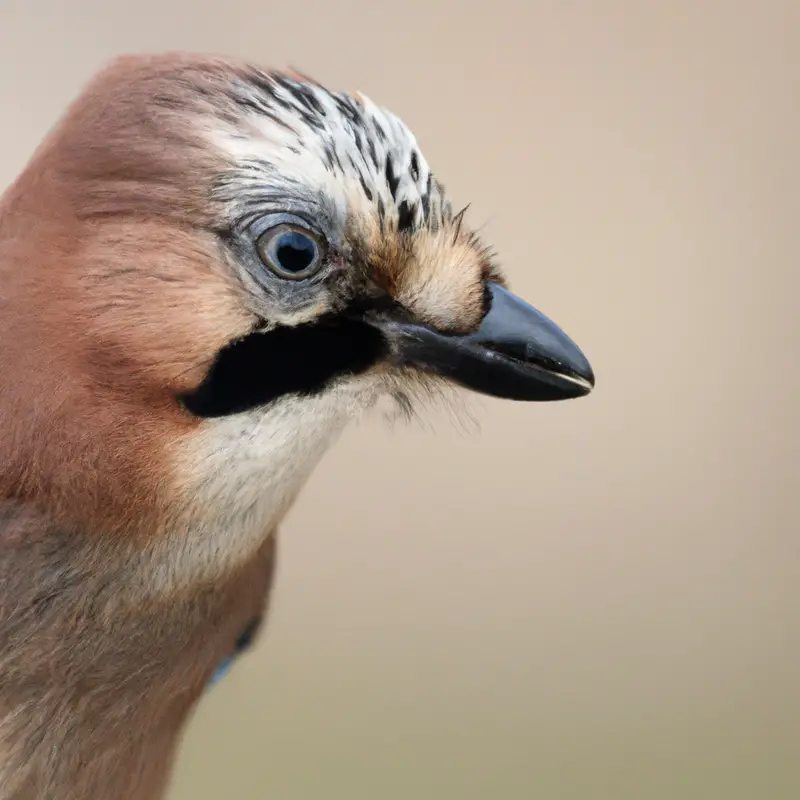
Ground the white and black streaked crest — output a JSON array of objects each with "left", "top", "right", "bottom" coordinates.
[{"left": 211, "top": 69, "right": 455, "bottom": 235}]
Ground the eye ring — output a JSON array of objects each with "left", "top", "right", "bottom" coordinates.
[{"left": 256, "top": 224, "right": 325, "bottom": 280}]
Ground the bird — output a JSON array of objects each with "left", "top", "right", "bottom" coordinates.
[{"left": 0, "top": 52, "right": 594, "bottom": 799}]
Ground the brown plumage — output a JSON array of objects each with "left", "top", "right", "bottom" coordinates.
[{"left": 0, "top": 52, "right": 594, "bottom": 798}]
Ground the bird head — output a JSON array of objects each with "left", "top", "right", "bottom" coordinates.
[{"left": 0, "top": 54, "right": 593, "bottom": 577}]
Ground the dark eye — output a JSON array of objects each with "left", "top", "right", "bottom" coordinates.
[{"left": 256, "top": 224, "right": 324, "bottom": 280}]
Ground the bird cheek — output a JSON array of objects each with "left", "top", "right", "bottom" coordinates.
[
  {"left": 269, "top": 301, "right": 332, "bottom": 328},
  {"left": 262, "top": 281, "right": 345, "bottom": 327}
]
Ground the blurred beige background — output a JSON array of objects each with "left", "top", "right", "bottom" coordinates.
[{"left": 1, "top": 0, "right": 797, "bottom": 797}]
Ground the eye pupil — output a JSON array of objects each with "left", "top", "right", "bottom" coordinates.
[{"left": 271, "top": 230, "right": 317, "bottom": 275}]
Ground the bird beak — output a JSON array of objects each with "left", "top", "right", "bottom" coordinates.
[{"left": 375, "top": 282, "right": 595, "bottom": 401}]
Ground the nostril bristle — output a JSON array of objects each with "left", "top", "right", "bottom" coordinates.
[{"left": 481, "top": 282, "right": 494, "bottom": 318}]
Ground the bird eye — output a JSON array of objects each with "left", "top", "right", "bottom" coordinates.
[{"left": 256, "top": 224, "right": 324, "bottom": 280}]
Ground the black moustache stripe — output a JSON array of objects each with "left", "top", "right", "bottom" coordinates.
[{"left": 178, "top": 314, "right": 387, "bottom": 418}]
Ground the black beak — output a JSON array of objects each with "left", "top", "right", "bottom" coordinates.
[{"left": 376, "top": 283, "right": 595, "bottom": 401}]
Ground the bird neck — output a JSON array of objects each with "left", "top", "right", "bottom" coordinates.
[{"left": 152, "top": 383, "right": 377, "bottom": 591}]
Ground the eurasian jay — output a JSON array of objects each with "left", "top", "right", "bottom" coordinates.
[{"left": 0, "top": 52, "right": 594, "bottom": 798}]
